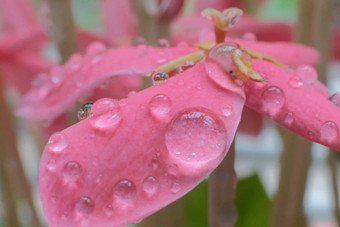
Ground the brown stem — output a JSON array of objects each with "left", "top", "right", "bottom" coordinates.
[
  {"left": 0, "top": 76, "right": 42, "bottom": 227},
  {"left": 45, "top": 0, "right": 77, "bottom": 62},
  {"left": 270, "top": 129, "right": 311, "bottom": 227},
  {"left": 209, "top": 141, "right": 237, "bottom": 227}
]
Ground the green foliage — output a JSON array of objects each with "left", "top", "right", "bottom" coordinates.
[{"left": 235, "top": 174, "right": 272, "bottom": 227}]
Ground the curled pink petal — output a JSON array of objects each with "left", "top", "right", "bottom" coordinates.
[
  {"left": 39, "top": 62, "right": 245, "bottom": 226},
  {"left": 16, "top": 44, "right": 198, "bottom": 122},
  {"left": 245, "top": 60, "right": 340, "bottom": 150}
]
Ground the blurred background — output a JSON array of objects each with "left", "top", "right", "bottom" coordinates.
[{"left": 0, "top": 0, "right": 339, "bottom": 226}]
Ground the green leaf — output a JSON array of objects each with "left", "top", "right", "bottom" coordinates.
[{"left": 235, "top": 174, "right": 272, "bottom": 227}]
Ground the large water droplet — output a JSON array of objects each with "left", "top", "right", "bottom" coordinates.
[
  {"left": 157, "top": 39, "right": 170, "bottom": 48},
  {"left": 89, "top": 99, "right": 121, "bottom": 131},
  {"left": 170, "top": 182, "right": 181, "bottom": 193},
  {"left": 114, "top": 180, "right": 137, "bottom": 202},
  {"left": 295, "top": 65, "right": 317, "bottom": 84},
  {"left": 142, "top": 176, "right": 159, "bottom": 197},
  {"left": 149, "top": 94, "right": 172, "bottom": 119},
  {"left": 75, "top": 196, "right": 94, "bottom": 216},
  {"left": 165, "top": 108, "right": 227, "bottom": 163},
  {"left": 63, "top": 161, "right": 83, "bottom": 182},
  {"left": 288, "top": 76, "right": 304, "bottom": 89},
  {"left": 48, "top": 132, "right": 68, "bottom": 154},
  {"left": 221, "top": 105, "right": 233, "bottom": 117},
  {"left": 78, "top": 102, "right": 93, "bottom": 121},
  {"left": 329, "top": 92, "right": 340, "bottom": 107},
  {"left": 261, "top": 86, "right": 285, "bottom": 116},
  {"left": 152, "top": 71, "right": 169, "bottom": 85},
  {"left": 320, "top": 121, "right": 339, "bottom": 142},
  {"left": 86, "top": 42, "right": 106, "bottom": 57}
]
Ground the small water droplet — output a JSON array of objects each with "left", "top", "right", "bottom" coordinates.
[
  {"left": 63, "top": 161, "right": 82, "bottom": 182},
  {"left": 114, "top": 180, "right": 137, "bottom": 202},
  {"left": 295, "top": 65, "right": 317, "bottom": 84},
  {"left": 48, "top": 132, "right": 68, "bottom": 154},
  {"left": 86, "top": 42, "right": 106, "bottom": 57},
  {"left": 89, "top": 98, "right": 122, "bottom": 131},
  {"left": 152, "top": 71, "right": 169, "bottom": 85},
  {"left": 142, "top": 176, "right": 159, "bottom": 197},
  {"left": 221, "top": 105, "right": 233, "bottom": 117},
  {"left": 131, "top": 37, "right": 146, "bottom": 46},
  {"left": 165, "top": 108, "right": 227, "bottom": 163},
  {"left": 284, "top": 112, "right": 294, "bottom": 126},
  {"left": 261, "top": 86, "right": 285, "bottom": 116},
  {"left": 75, "top": 196, "right": 94, "bottom": 216},
  {"left": 320, "top": 121, "right": 339, "bottom": 142},
  {"left": 170, "top": 182, "right": 181, "bottom": 193},
  {"left": 329, "top": 92, "right": 340, "bottom": 107},
  {"left": 168, "top": 164, "right": 178, "bottom": 176},
  {"left": 104, "top": 204, "right": 113, "bottom": 217},
  {"left": 128, "top": 91, "right": 137, "bottom": 97},
  {"left": 149, "top": 94, "right": 172, "bottom": 119},
  {"left": 157, "top": 39, "right": 170, "bottom": 48},
  {"left": 78, "top": 102, "right": 93, "bottom": 121},
  {"left": 150, "top": 158, "right": 159, "bottom": 169},
  {"left": 288, "top": 76, "right": 304, "bottom": 88},
  {"left": 156, "top": 58, "right": 167, "bottom": 64},
  {"left": 47, "top": 159, "right": 56, "bottom": 171}
]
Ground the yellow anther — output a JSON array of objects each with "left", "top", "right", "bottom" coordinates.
[{"left": 245, "top": 48, "right": 288, "bottom": 68}]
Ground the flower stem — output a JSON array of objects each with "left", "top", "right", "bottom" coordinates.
[
  {"left": 0, "top": 75, "right": 42, "bottom": 227},
  {"left": 45, "top": 0, "right": 77, "bottom": 62},
  {"left": 208, "top": 141, "right": 237, "bottom": 227}
]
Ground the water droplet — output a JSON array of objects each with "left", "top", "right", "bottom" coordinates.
[
  {"left": 221, "top": 105, "right": 233, "bottom": 117},
  {"left": 75, "top": 196, "right": 94, "bottom": 216},
  {"left": 131, "top": 37, "right": 146, "bottom": 46},
  {"left": 78, "top": 102, "right": 93, "bottom": 121},
  {"left": 284, "top": 112, "right": 294, "bottom": 126},
  {"left": 63, "top": 161, "right": 82, "bottom": 182},
  {"left": 89, "top": 98, "right": 122, "bottom": 131},
  {"left": 86, "top": 42, "right": 106, "bottom": 57},
  {"left": 150, "top": 158, "right": 159, "bottom": 169},
  {"left": 152, "top": 71, "right": 169, "bottom": 85},
  {"left": 165, "top": 108, "right": 227, "bottom": 162},
  {"left": 288, "top": 76, "right": 304, "bottom": 88},
  {"left": 295, "top": 65, "right": 317, "bottom": 84},
  {"left": 128, "top": 91, "right": 137, "bottom": 97},
  {"left": 320, "top": 121, "right": 339, "bottom": 142},
  {"left": 142, "top": 176, "right": 159, "bottom": 197},
  {"left": 104, "top": 204, "right": 113, "bottom": 217},
  {"left": 170, "top": 182, "right": 181, "bottom": 193},
  {"left": 329, "top": 92, "right": 340, "bottom": 107},
  {"left": 48, "top": 132, "right": 68, "bottom": 154},
  {"left": 114, "top": 180, "right": 137, "bottom": 202},
  {"left": 228, "top": 15, "right": 240, "bottom": 28},
  {"left": 261, "top": 86, "right": 285, "bottom": 116},
  {"left": 47, "top": 159, "right": 56, "bottom": 171},
  {"left": 156, "top": 58, "right": 167, "bottom": 64},
  {"left": 168, "top": 164, "right": 178, "bottom": 176},
  {"left": 157, "top": 39, "right": 170, "bottom": 48},
  {"left": 149, "top": 94, "right": 172, "bottom": 119},
  {"left": 177, "top": 79, "right": 185, "bottom": 86},
  {"left": 242, "top": 32, "right": 257, "bottom": 41}
]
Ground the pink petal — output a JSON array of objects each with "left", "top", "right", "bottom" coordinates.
[
  {"left": 16, "top": 44, "right": 198, "bottom": 122},
  {"left": 39, "top": 62, "right": 245, "bottom": 226},
  {"left": 237, "top": 106, "right": 263, "bottom": 136},
  {"left": 245, "top": 60, "right": 340, "bottom": 150}
]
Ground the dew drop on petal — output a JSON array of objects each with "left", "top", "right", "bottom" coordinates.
[
  {"left": 320, "top": 121, "right": 339, "bottom": 142},
  {"left": 150, "top": 158, "right": 159, "bottom": 169},
  {"left": 142, "top": 176, "right": 159, "bottom": 197},
  {"left": 128, "top": 91, "right": 137, "bottom": 97},
  {"left": 157, "top": 39, "right": 170, "bottom": 48},
  {"left": 261, "top": 86, "right": 285, "bottom": 116},
  {"left": 63, "top": 161, "right": 83, "bottom": 182},
  {"left": 89, "top": 99, "right": 121, "bottom": 131},
  {"left": 149, "top": 94, "right": 172, "bottom": 119},
  {"left": 152, "top": 71, "right": 169, "bottom": 85},
  {"left": 75, "top": 196, "right": 94, "bottom": 216},
  {"left": 86, "top": 42, "right": 107, "bottom": 57},
  {"left": 288, "top": 76, "right": 304, "bottom": 88},
  {"left": 329, "top": 92, "right": 340, "bottom": 107},
  {"left": 295, "top": 65, "right": 317, "bottom": 84},
  {"left": 104, "top": 205, "right": 113, "bottom": 217},
  {"left": 221, "top": 105, "right": 233, "bottom": 117},
  {"left": 131, "top": 37, "right": 146, "bottom": 46},
  {"left": 284, "top": 112, "right": 294, "bottom": 126},
  {"left": 114, "top": 180, "right": 137, "bottom": 202},
  {"left": 165, "top": 108, "right": 227, "bottom": 163},
  {"left": 78, "top": 102, "right": 93, "bottom": 121},
  {"left": 167, "top": 164, "right": 178, "bottom": 176},
  {"left": 170, "top": 182, "right": 181, "bottom": 193},
  {"left": 47, "top": 159, "right": 57, "bottom": 171},
  {"left": 48, "top": 132, "right": 68, "bottom": 154}
]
